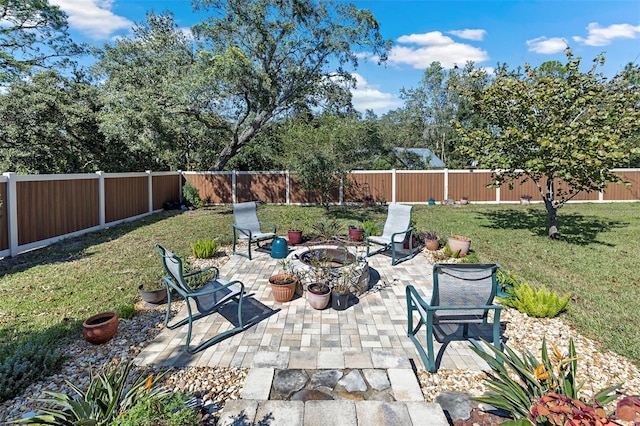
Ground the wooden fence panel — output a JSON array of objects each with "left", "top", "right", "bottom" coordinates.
[
  {"left": 104, "top": 176, "right": 148, "bottom": 223},
  {"left": 396, "top": 172, "right": 445, "bottom": 203},
  {"left": 345, "top": 172, "right": 392, "bottom": 204},
  {"left": 289, "top": 174, "right": 323, "bottom": 204},
  {"left": 184, "top": 173, "right": 233, "bottom": 203},
  {"left": 237, "top": 173, "right": 287, "bottom": 203},
  {"left": 152, "top": 174, "right": 181, "bottom": 210},
  {"left": 0, "top": 181, "right": 8, "bottom": 251},
  {"left": 17, "top": 179, "right": 99, "bottom": 245},
  {"left": 448, "top": 171, "right": 496, "bottom": 202},
  {"left": 604, "top": 170, "right": 640, "bottom": 201}
]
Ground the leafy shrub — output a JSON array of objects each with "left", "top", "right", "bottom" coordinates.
[
  {"left": 190, "top": 239, "right": 218, "bottom": 258},
  {"left": 15, "top": 360, "right": 174, "bottom": 425},
  {"left": 471, "top": 337, "right": 621, "bottom": 421},
  {"left": 362, "top": 220, "right": 381, "bottom": 236},
  {"left": 312, "top": 219, "right": 342, "bottom": 240},
  {"left": 182, "top": 181, "right": 204, "bottom": 208},
  {"left": 500, "top": 281, "right": 570, "bottom": 318},
  {"left": 112, "top": 392, "right": 200, "bottom": 426},
  {"left": 118, "top": 304, "right": 137, "bottom": 320}
]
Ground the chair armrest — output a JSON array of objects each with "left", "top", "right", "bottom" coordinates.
[
  {"left": 391, "top": 227, "right": 413, "bottom": 243},
  {"left": 423, "top": 304, "right": 503, "bottom": 312},
  {"left": 233, "top": 224, "right": 253, "bottom": 238},
  {"left": 406, "top": 285, "right": 429, "bottom": 318},
  {"left": 189, "top": 279, "right": 245, "bottom": 298},
  {"left": 259, "top": 221, "right": 277, "bottom": 234}
]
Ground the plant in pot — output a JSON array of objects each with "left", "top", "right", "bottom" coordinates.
[
  {"left": 269, "top": 259, "right": 299, "bottom": 303},
  {"left": 423, "top": 232, "right": 440, "bottom": 251},
  {"left": 427, "top": 197, "right": 436, "bottom": 205},
  {"left": 460, "top": 196, "right": 469, "bottom": 205},
  {"left": 520, "top": 194, "right": 533, "bottom": 205},
  {"left": 138, "top": 279, "right": 167, "bottom": 304},
  {"left": 348, "top": 224, "right": 364, "bottom": 242},
  {"left": 303, "top": 250, "right": 333, "bottom": 310},
  {"left": 446, "top": 234, "right": 471, "bottom": 258},
  {"left": 331, "top": 264, "right": 355, "bottom": 311},
  {"left": 287, "top": 219, "right": 303, "bottom": 245}
]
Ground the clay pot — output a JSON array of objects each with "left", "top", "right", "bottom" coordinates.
[
  {"left": 425, "top": 238, "right": 439, "bottom": 251},
  {"left": 82, "top": 311, "right": 119, "bottom": 344},
  {"left": 307, "top": 283, "right": 331, "bottom": 310},
  {"left": 447, "top": 236, "right": 471, "bottom": 257},
  {"left": 348, "top": 227, "right": 364, "bottom": 242},
  {"left": 269, "top": 274, "right": 298, "bottom": 302},
  {"left": 138, "top": 283, "right": 167, "bottom": 304},
  {"left": 288, "top": 230, "right": 303, "bottom": 245}
]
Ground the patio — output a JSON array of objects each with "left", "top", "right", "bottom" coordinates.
[{"left": 134, "top": 244, "right": 495, "bottom": 425}]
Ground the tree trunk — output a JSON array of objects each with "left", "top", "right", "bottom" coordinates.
[
  {"left": 545, "top": 178, "right": 560, "bottom": 240},
  {"left": 212, "top": 112, "right": 270, "bottom": 171}
]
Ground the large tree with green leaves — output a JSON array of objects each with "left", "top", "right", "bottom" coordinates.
[
  {"left": 0, "top": 0, "right": 82, "bottom": 83},
  {"left": 192, "top": 0, "right": 390, "bottom": 170},
  {"left": 456, "top": 50, "right": 640, "bottom": 239}
]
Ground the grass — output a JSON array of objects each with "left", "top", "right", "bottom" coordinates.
[{"left": 0, "top": 202, "right": 639, "bottom": 395}]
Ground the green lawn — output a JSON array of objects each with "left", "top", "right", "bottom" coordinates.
[{"left": 1, "top": 202, "right": 639, "bottom": 377}]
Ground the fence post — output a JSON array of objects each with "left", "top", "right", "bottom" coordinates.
[
  {"left": 444, "top": 169, "right": 449, "bottom": 200},
  {"left": 4, "top": 173, "right": 18, "bottom": 257},
  {"left": 178, "top": 170, "right": 183, "bottom": 203},
  {"left": 286, "top": 170, "right": 290, "bottom": 205},
  {"left": 392, "top": 169, "right": 397, "bottom": 203},
  {"left": 339, "top": 176, "right": 344, "bottom": 205},
  {"left": 146, "top": 170, "right": 153, "bottom": 213},
  {"left": 232, "top": 171, "right": 237, "bottom": 204},
  {"left": 97, "top": 171, "right": 105, "bottom": 229}
]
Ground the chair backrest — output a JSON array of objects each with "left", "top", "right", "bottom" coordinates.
[
  {"left": 156, "top": 243, "right": 192, "bottom": 294},
  {"left": 432, "top": 263, "right": 499, "bottom": 314},
  {"left": 233, "top": 201, "right": 261, "bottom": 233},
  {"left": 382, "top": 203, "right": 413, "bottom": 242}
]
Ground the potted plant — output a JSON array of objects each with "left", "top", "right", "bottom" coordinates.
[
  {"left": 138, "top": 280, "right": 167, "bottom": 304},
  {"left": 348, "top": 225, "right": 364, "bottom": 242},
  {"left": 82, "top": 311, "right": 119, "bottom": 344},
  {"left": 460, "top": 196, "right": 469, "bottom": 205},
  {"left": 307, "top": 281, "right": 331, "bottom": 309},
  {"left": 447, "top": 234, "right": 471, "bottom": 257},
  {"left": 424, "top": 232, "right": 440, "bottom": 251},
  {"left": 269, "top": 260, "right": 299, "bottom": 303},
  {"left": 362, "top": 194, "right": 374, "bottom": 207},
  {"left": 427, "top": 198, "right": 436, "bottom": 205},
  {"left": 331, "top": 264, "right": 354, "bottom": 311},
  {"left": 287, "top": 219, "right": 303, "bottom": 245},
  {"left": 520, "top": 194, "right": 533, "bottom": 205}
]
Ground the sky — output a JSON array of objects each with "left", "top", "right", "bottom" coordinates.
[{"left": 50, "top": 0, "right": 640, "bottom": 115}]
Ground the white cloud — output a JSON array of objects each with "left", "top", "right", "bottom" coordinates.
[
  {"left": 448, "top": 29, "right": 486, "bottom": 41},
  {"left": 573, "top": 22, "right": 640, "bottom": 46},
  {"left": 50, "top": 0, "right": 133, "bottom": 39},
  {"left": 526, "top": 37, "right": 568, "bottom": 54},
  {"left": 389, "top": 31, "right": 489, "bottom": 69},
  {"left": 351, "top": 73, "right": 403, "bottom": 114}
]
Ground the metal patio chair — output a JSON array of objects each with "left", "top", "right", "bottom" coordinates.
[
  {"left": 406, "top": 263, "right": 503, "bottom": 372},
  {"left": 156, "top": 243, "right": 247, "bottom": 353},
  {"left": 365, "top": 203, "right": 414, "bottom": 265},
  {"left": 232, "top": 201, "right": 276, "bottom": 260}
]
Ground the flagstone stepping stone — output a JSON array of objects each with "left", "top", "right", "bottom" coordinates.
[
  {"left": 273, "top": 370, "right": 309, "bottom": 398},
  {"left": 363, "top": 369, "right": 390, "bottom": 391},
  {"left": 310, "top": 370, "right": 343, "bottom": 389},
  {"left": 291, "top": 389, "right": 334, "bottom": 401},
  {"left": 338, "top": 370, "right": 367, "bottom": 392}
]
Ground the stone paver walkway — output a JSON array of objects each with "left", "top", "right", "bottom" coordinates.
[{"left": 135, "top": 244, "right": 493, "bottom": 425}]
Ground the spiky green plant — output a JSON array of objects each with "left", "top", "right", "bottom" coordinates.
[
  {"left": 499, "top": 281, "right": 570, "bottom": 318},
  {"left": 190, "top": 239, "right": 218, "bottom": 259}
]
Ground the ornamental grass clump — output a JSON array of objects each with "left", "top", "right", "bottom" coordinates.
[
  {"left": 190, "top": 239, "right": 218, "bottom": 259},
  {"left": 499, "top": 280, "right": 570, "bottom": 318}
]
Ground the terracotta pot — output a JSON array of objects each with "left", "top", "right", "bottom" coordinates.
[
  {"left": 269, "top": 274, "right": 298, "bottom": 302},
  {"left": 288, "top": 230, "right": 303, "bottom": 245},
  {"left": 82, "top": 311, "right": 119, "bottom": 344},
  {"left": 348, "top": 228, "right": 364, "bottom": 242},
  {"left": 425, "top": 238, "right": 439, "bottom": 251},
  {"left": 447, "top": 236, "right": 471, "bottom": 257},
  {"left": 138, "top": 283, "right": 167, "bottom": 304},
  {"left": 307, "top": 283, "right": 331, "bottom": 310}
]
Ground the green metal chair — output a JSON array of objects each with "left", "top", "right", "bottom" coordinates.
[
  {"left": 156, "top": 243, "right": 247, "bottom": 354},
  {"left": 365, "top": 203, "right": 415, "bottom": 265},
  {"left": 232, "top": 201, "right": 276, "bottom": 260},
  {"left": 406, "top": 263, "right": 503, "bottom": 372}
]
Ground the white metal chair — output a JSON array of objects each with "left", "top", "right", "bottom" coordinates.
[
  {"left": 365, "top": 203, "right": 414, "bottom": 265},
  {"left": 232, "top": 201, "right": 276, "bottom": 260}
]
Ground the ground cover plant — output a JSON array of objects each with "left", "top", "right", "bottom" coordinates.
[{"left": 0, "top": 202, "right": 639, "bottom": 402}]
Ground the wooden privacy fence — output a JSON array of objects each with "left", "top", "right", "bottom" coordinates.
[
  {"left": 0, "top": 172, "right": 181, "bottom": 258},
  {"left": 2, "top": 168, "right": 639, "bottom": 258},
  {"left": 184, "top": 169, "right": 640, "bottom": 205}
]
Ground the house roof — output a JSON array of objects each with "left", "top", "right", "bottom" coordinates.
[{"left": 392, "top": 148, "right": 446, "bottom": 168}]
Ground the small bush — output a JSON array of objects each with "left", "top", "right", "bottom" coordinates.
[
  {"left": 312, "top": 219, "right": 341, "bottom": 240},
  {"left": 190, "top": 239, "right": 218, "bottom": 259},
  {"left": 182, "top": 181, "right": 204, "bottom": 208},
  {"left": 112, "top": 392, "right": 200, "bottom": 426},
  {"left": 118, "top": 304, "right": 137, "bottom": 320},
  {"left": 500, "top": 281, "right": 570, "bottom": 318},
  {"left": 362, "top": 220, "right": 381, "bottom": 236},
  {"left": 0, "top": 339, "right": 67, "bottom": 401}
]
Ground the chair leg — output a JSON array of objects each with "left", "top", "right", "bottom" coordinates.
[{"left": 426, "top": 313, "right": 436, "bottom": 372}]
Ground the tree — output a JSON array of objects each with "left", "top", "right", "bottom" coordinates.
[
  {"left": 456, "top": 49, "right": 640, "bottom": 239},
  {"left": 192, "top": 0, "right": 390, "bottom": 170},
  {"left": 0, "top": 0, "right": 82, "bottom": 83},
  {"left": 94, "top": 12, "right": 227, "bottom": 171}
]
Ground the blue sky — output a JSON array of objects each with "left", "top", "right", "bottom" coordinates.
[{"left": 51, "top": 0, "right": 640, "bottom": 115}]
